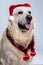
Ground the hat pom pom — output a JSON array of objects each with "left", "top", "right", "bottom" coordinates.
[{"left": 9, "top": 16, "right": 14, "bottom": 21}]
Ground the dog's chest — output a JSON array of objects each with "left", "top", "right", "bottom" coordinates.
[
  {"left": 3, "top": 38, "right": 24, "bottom": 58},
  {"left": 3, "top": 42, "right": 31, "bottom": 65},
  {"left": 1, "top": 34, "right": 33, "bottom": 65}
]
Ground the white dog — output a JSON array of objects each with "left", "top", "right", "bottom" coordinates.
[{"left": 0, "top": 3, "right": 36, "bottom": 65}]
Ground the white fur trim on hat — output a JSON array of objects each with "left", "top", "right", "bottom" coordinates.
[{"left": 13, "top": 7, "right": 31, "bottom": 14}]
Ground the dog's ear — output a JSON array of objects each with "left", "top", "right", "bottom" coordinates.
[
  {"left": 32, "top": 17, "right": 35, "bottom": 29},
  {"left": 32, "top": 22, "right": 34, "bottom": 29}
]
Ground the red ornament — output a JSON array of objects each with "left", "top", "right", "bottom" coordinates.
[
  {"left": 30, "top": 51, "right": 36, "bottom": 56},
  {"left": 23, "top": 54, "right": 30, "bottom": 61}
]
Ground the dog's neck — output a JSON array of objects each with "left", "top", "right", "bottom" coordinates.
[
  {"left": 6, "top": 28, "right": 34, "bottom": 54},
  {"left": 8, "top": 23, "right": 33, "bottom": 47}
]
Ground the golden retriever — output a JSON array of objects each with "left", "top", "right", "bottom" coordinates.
[{"left": 0, "top": 3, "right": 36, "bottom": 65}]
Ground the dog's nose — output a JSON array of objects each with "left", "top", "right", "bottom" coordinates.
[{"left": 26, "top": 15, "right": 32, "bottom": 21}]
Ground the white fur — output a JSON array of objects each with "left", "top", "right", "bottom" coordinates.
[
  {"left": 13, "top": 7, "right": 31, "bottom": 15},
  {"left": 0, "top": 6, "right": 35, "bottom": 65}
]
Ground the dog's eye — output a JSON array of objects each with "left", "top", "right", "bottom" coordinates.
[
  {"left": 28, "top": 11, "right": 31, "bottom": 14},
  {"left": 18, "top": 11, "right": 23, "bottom": 14}
]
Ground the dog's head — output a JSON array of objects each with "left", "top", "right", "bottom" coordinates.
[
  {"left": 8, "top": 3, "right": 34, "bottom": 33},
  {"left": 8, "top": 3, "right": 35, "bottom": 44}
]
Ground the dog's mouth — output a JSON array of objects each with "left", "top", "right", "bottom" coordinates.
[{"left": 18, "top": 22, "right": 31, "bottom": 31}]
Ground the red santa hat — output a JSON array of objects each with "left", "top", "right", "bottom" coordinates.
[{"left": 9, "top": 3, "right": 31, "bottom": 21}]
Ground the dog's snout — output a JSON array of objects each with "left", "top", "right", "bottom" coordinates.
[{"left": 26, "top": 15, "right": 32, "bottom": 21}]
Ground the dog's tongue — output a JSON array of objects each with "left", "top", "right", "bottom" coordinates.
[{"left": 25, "top": 24, "right": 31, "bottom": 29}]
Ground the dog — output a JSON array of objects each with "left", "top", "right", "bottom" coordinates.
[{"left": 0, "top": 3, "right": 36, "bottom": 65}]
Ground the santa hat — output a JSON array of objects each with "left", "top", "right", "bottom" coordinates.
[{"left": 9, "top": 3, "right": 31, "bottom": 21}]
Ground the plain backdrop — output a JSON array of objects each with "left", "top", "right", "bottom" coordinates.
[{"left": 0, "top": 0, "right": 43, "bottom": 64}]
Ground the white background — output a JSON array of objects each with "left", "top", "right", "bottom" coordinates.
[{"left": 0, "top": 0, "right": 43, "bottom": 64}]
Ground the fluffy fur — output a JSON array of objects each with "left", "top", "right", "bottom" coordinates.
[{"left": 0, "top": 6, "right": 35, "bottom": 65}]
